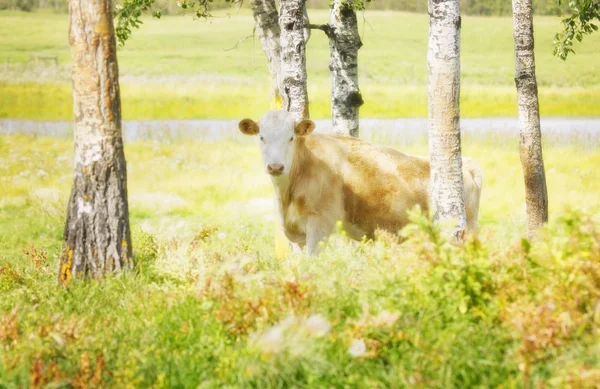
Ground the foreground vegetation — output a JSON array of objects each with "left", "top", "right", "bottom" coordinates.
[
  {"left": 1, "top": 9, "right": 600, "bottom": 120},
  {"left": 1, "top": 132, "right": 599, "bottom": 387}
]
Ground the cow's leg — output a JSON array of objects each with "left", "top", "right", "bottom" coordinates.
[
  {"left": 306, "top": 216, "right": 334, "bottom": 256},
  {"left": 291, "top": 242, "right": 304, "bottom": 253},
  {"left": 463, "top": 158, "right": 483, "bottom": 235}
]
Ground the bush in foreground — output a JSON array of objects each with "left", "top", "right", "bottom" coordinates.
[{"left": 1, "top": 210, "right": 599, "bottom": 388}]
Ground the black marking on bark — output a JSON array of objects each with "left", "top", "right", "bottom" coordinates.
[
  {"left": 284, "top": 86, "right": 291, "bottom": 112},
  {"left": 347, "top": 91, "right": 364, "bottom": 107},
  {"left": 340, "top": 6, "right": 354, "bottom": 18}
]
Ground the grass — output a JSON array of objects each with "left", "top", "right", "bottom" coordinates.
[
  {"left": 1, "top": 132, "right": 600, "bottom": 387},
  {"left": 1, "top": 9, "right": 600, "bottom": 119}
]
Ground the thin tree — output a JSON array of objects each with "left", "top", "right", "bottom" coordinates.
[
  {"left": 279, "top": 0, "right": 311, "bottom": 120},
  {"left": 250, "top": 0, "right": 283, "bottom": 108},
  {"left": 59, "top": 0, "right": 132, "bottom": 284},
  {"left": 270, "top": 0, "right": 311, "bottom": 258},
  {"left": 512, "top": 0, "right": 548, "bottom": 235},
  {"left": 427, "top": 0, "right": 467, "bottom": 239},
  {"left": 308, "top": 0, "right": 364, "bottom": 137},
  {"left": 327, "top": 0, "right": 363, "bottom": 137}
]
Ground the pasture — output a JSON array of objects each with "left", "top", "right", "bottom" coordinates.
[
  {"left": 1, "top": 9, "right": 600, "bottom": 119},
  {"left": 1, "top": 130, "right": 600, "bottom": 386},
  {"left": 2, "top": 4, "right": 600, "bottom": 388}
]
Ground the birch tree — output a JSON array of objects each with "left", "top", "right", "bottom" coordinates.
[
  {"left": 512, "top": 0, "right": 548, "bottom": 235},
  {"left": 279, "top": 0, "right": 311, "bottom": 120},
  {"left": 250, "top": 0, "right": 283, "bottom": 108},
  {"left": 59, "top": 0, "right": 132, "bottom": 285},
  {"left": 427, "top": 0, "right": 467, "bottom": 239},
  {"left": 328, "top": 0, "right": 363, "bottom": 137}
]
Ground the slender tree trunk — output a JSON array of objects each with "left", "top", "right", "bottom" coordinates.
[
  {"left": 329, "top": 0, "right": 363, "bottom": 137},
  {"left": 427, "top": 0, "right": 467, "bottom": 239},
  {"left": 512, "top": 0, "right": 548, "bottom": 236},
  {"left": 250, "top": 0, "right": 283, "bottom": 108},
  {"left": 279, "top": 0, "right": 310, "bottom": 121},
  {"left": 59, "top": 0, "right": 132, "bottom": 285}
]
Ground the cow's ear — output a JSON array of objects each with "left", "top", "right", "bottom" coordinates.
[
  {"left": 239, "top": 119, "right": 259, "bottom": 135},
  {"left": 295, "top": 119, "right": 315, "bottom": 136}
]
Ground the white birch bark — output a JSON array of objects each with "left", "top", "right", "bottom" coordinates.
[
  {"left": 329, "top": 0, "right": 363, "bottom": 137},
  {"left": 59, "top": 0, "right": 132, "bottom": 284},
  {"left": 512, "top": 0, "right": 548, "bottom": 235},
  {"left": 250, "top": 0, "right": 283, "bottom": 108},
  {"left": 279, "top": 0, "right": 310, "bottom": 120},
  {"left": 427, "top": 0, "right": 467, "bottom": 239}
]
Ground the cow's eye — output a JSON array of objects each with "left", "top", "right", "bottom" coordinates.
[
  {"left": 259, "top": 136, "right": 265, "bottom": 142},
  {"left": 289, "top": 136, "right": 294, "bottom": 142}
]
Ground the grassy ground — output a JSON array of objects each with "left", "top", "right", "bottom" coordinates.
[
  {"left": 1, "top": 9, "right": 599, "bottom": 119},
  {"left": 1, "top": 132, "right": 600, "bottom": 387}
]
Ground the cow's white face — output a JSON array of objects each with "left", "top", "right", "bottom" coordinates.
[{"left": 239, "top": 111, "right": 315, "bottom": 178}]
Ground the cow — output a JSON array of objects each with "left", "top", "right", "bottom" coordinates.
[{"left": 239, "top": 110, "right": 483, "bottom": 256}]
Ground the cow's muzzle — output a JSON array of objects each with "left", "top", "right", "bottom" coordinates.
[{"left": 267, "top": 163, "right": 284, "bottom": 176}]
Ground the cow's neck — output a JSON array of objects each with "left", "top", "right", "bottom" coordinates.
[
  {"left": 271, "top": 174, "right": 290, "bottom": 198},
  {"left": 270, "top": 138, "right": 309, "bottom": 212}
]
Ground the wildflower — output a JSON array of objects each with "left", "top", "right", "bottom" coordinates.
[
  {"left": 257, "top": 326, "right": 284, "bottom": 353},
  {"left": 304, "top": 314, "right": 330, "bottom": 337},
  {"left": 374, "top": 310, "right": 399, "bottom": 327},
  {"left": 348, "top": 339, "right": 366, "bottom": 357},
  {"left": 254, "top": 316, "right": 296, "bottom": 354},
  {"left": 218, "top": 232, "right": 227, "bottom": 240}
]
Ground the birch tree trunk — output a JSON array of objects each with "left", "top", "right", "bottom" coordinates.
[
  {"left": 512, "top": 0, "right": 548, "bottom": 236},
  {"left": 279, "top": 0, "right": 310, "bottom": 120},
  {"left": 427, "top": 0, "right": 467, "bottom": 239},
  {"left": 250, "top": 0, "right": 283, "bottom": 108},
  {"left": 58, "top": 0, "right": 132, "bottom": 285},
  {"left": 329, "top": 0, "right": 363, "bottom": 137}
]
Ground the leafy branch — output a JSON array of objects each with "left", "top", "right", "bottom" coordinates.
[
  {"left": 553, "top": 0, "right": 600, "bottom": 60},
  {"left": 115, "top": 0, "right": 242, "bottom": 46}
]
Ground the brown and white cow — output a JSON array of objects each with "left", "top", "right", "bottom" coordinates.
[{"left": 239, "top": 110, "right": 482, "bottom": 255}]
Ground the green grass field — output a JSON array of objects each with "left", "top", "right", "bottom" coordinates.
[
  {"left": 2, "top": 6, "right": 600, "bottom": 388},
  {"left": 1, "top": 132, "right": 600, "bottom": 387},
  {"left": 1, "top": 9, "right": 599, "bottom": 119}
]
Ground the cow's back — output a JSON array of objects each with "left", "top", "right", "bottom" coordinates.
[{"left": 303, "top": 134, "right": 431, "bottom": 239}]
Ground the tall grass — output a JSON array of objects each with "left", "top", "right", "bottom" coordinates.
[{"left": 1, "top": 132, "right": 599, "bottom": 386}]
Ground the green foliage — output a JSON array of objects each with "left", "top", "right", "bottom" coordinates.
[
  {"left": 554, "top": 0, "right": 600, "bottom": 59},
  {"left": 2, "top": 187, "right": 600, "bottom": 386},
  {"left": 115, "top": 0, "right": 243, "bottom": 45},
  {"left": 1, "top": 133, "right": 600, "bottom": 386},
  {"left": 115, "top": 0, "right": 159, "bottom": 46},
  {"left": 0, "top": 0, "right": 35, "bottom": 11}
]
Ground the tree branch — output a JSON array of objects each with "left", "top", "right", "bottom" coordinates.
[
  {"left": 223, "top": 32, "right": 255, "bottom": 51},
  {"left": 307, "top": 23, "right": 332, "bottom": 36}
]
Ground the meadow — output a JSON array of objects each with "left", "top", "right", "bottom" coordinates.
[
  {"left": 1, "top": 8, "right": 600, "bottom": 119},
  {"left": 1, "top": 130, "right": 600, "bottom": 387},
  {"left": 2, "top": 5, "right": 600, "bottom": 388}
]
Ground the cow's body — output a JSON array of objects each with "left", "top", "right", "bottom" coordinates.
[{"left": 239, "top": 111, "right": 482, "bottom": 255}]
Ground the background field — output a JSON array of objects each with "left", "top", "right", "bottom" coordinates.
[
  {"left": 1, "top": 8, "right": 600, "bottom": 120},
  {"left": 2, "top": 6, "right": 600, "bottom": 388}
]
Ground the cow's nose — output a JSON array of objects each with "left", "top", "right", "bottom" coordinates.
[{"left": 267, "top": 163, "right": 284, "bottom": 175}]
